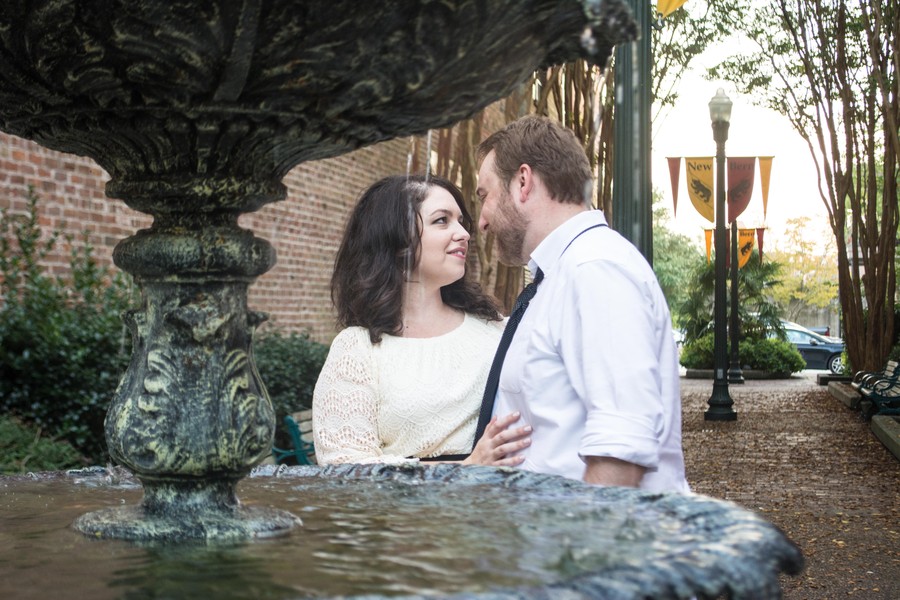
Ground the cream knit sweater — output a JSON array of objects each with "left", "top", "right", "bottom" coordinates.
[{"left": 312, "top": 314, "right": 503, "bottom": 464}]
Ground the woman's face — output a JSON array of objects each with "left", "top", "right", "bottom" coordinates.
[{"left": 408, "top": 186, "right": 470, "bottom": 289}]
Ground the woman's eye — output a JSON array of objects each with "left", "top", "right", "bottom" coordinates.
[{"left": 433, "top": 217, "right": 447, "bottom": 224}]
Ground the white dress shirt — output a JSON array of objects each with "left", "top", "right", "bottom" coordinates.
[{"left": 492, "top": 210, "right": 689, "bottom": 493}]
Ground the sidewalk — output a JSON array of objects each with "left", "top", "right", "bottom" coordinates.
[{"left": 680, "top": 372, "right": 900, "bottom": 599}]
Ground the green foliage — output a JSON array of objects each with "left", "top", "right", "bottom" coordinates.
[
  {"left": 0, "top": 415, "right": 84, "bottom": 474},
  {"left": 253, "top": 329, "right": 329, "bottom": 445},
  {"left": 0, "top": 187, "right": 135, "bottom": 464},
  {"left": 678, "top": 333, "right": 714, "bottom": 369},
  {"left": 768, "top": 217, "right": 839, "bottom": 321},
  {"left": 739, "top": 338, "right": 806, "bottom": 374},
  {"left": 680, "top": 333, "right": 805, "bottom": 374},
  {"left": 679, "top": 251, "right": 785, "bottom": 345},
  {"left": 652, "top": 196, "right": 703, "bottom": 327}
]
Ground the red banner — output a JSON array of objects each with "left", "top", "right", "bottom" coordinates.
[
  {"left": 667, "top": 157, "right": 681, "bottom": 216},
  {"left": 727, "top": 157, "right": 755, "bottom": 223}
]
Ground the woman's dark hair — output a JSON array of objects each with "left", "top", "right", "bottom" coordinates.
[{"left": 331, "top": 174, "right": 501, "bottom": 343}]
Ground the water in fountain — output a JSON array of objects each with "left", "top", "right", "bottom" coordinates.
[{"left": 1, "top": 464, "right": 803, "bottom": 599}]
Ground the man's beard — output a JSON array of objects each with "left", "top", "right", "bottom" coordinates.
[{"left": 493, "top": 189, "right": 529, "bottom": 266}]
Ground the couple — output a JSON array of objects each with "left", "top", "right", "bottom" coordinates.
[{"left": 312, "top": 116, "right": 689, "bottom": 493}]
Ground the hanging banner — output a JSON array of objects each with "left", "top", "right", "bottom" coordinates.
[
  {"left": 657, "top": 0, "right": 689, "bottom": 18},
  {"left": 704, "top": 228, "right": 713, "bottom": 264},
  {"left": 667, "top": 157, "right": 681, "bottom": 216},
  {"left": 738, "top": 228, "right": 756, "bottom": 268},
  {"left": 758, "top": 156, "right": 774, "bottom": 219},
  {"left": 685, "top": 157, "right": 714, "bottom": 223},
  {"left": 756, "top": 227, "right": 766, "bottom": 262},
  {"left": 727, "top": 157, "right": 756, "bottom": 223}
]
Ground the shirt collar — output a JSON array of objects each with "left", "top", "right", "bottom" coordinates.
[{"left": 529, "top": 209, "right": 608, "bottom": 276}]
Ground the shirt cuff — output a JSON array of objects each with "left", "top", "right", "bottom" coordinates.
[{"left": 579, "top": 411, "right": 662, "bottom": 470}]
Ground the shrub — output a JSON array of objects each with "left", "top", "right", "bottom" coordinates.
[
  {"left": 0, "top": 415, "right": 85, "bottom": 474},
  {"left": 679, "top": 333, "right": 715, "bottom": 369},
  {"left": 680, "top": 333, "right": 805, "bottom": 374},
  {"left": 739, "top": 338, "right": 806, "bottom": 374},
  {"left": 253, "top": 329, "right": 329, "bottom": 446},
  {"left": 0, "top": 188, "right": 135, "bottom": 464}
]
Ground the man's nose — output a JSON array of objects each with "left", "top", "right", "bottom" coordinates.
[{"left": 478, "top": 213, "right": 489, "bottom": 234}]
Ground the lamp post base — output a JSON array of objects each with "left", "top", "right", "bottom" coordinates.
[
  {"left": 727, "top": 365, "right": 745, "bottom": 384},
  {"left": 705, "top": 379, "right": 737, "bottom": 421}
]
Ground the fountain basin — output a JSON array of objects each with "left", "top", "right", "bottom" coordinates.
[{"left": 1, "top": 464, "right": 802, "bottom": 599}]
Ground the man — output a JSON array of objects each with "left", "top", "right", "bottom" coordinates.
[{"left": 475, "top": 115, "right": 689, "bottom": 493}]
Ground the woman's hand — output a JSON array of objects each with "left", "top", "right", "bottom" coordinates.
[{"left": 463, "top": 412, "right": 531, "bottom": 466}]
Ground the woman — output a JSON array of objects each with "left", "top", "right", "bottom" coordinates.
[{"left": 312, "top": 174, "right": 531, "bottom": 465}]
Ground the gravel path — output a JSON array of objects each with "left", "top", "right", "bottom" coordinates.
[{"left": 680, "top": 373, "right": 900, "bottom": 599}]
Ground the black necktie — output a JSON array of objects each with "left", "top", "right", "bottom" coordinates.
[{"left": 473, "top": 268, "right": 544, "bottom": 448}]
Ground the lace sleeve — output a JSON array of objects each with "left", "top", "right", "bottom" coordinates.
[{"left": 312, "top": 328, "right": 416, "bottom": 465}]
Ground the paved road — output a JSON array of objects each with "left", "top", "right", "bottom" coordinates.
[{"left": 680, "top": 371, "right": 900, "bottom": 599}]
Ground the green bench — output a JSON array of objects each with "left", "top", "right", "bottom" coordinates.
[
  {"left": 851, "top": 361, "right": 900, "bottom": 419},
  {"left": 272, "top": 409, "right": 317, "bottom": 465},
  {"left": 851, "top": 360, "right": 898, "bottom": 393}
]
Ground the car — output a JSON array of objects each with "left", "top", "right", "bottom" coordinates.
[{"left": 779, "top": 322, "right": 845, "bottom": 374}]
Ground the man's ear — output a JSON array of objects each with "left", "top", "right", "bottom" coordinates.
[{"left": 516, "top": 164, "right": 534, "bottom": 203}]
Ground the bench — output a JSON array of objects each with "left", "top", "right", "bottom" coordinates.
[
  {"left": 851, "top": 360, "right": 898, "bottom": 393},
  {"left": 860, "top": 377, "right": 900, "bottom": 420},
  {"left": 271, "top": 409, "right": 317, "bottom": 465}
]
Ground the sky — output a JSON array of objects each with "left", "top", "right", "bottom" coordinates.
[{"left": 650, "top": 43, "right": 832, "bottom": 253}]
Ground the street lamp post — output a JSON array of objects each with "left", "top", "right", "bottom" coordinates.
[
  {"left": 728, "top": 222, "right": 745, "bottom": 383},
  {"left": 706, "top": 88, "right": 737, "bottom": 421}
]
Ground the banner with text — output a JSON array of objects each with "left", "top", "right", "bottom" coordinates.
[
  {"left": 738, "top": 228, "right": 756, "bottom": 268},
  {"left": 727, "top": 157, "right": 756, "bottom": 223},
  {"left": 685, "top": 157, "right": 714, "bottom": 223}
]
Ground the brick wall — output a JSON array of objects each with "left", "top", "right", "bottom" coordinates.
[{"left": 0, "top": 131, "right": 421, "bottom": 344}]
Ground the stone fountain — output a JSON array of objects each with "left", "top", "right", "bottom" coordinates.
[{"left": 0, "top": 1, "right": 803, "bottom": 597}]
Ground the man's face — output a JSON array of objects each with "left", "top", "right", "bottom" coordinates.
[{"left": 477, "top": 151, "right": 529, "bottom": 266}]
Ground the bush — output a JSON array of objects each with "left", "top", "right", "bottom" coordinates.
[
  {"left": 0, "top": 188, "right": 135, "bottom": 464},
  {"left": 680, "top": 333, "right": 805, "bottom": 374},
  {"left": 253, "top": 329, "right": 329, "bottom": 447},
  {"left": 679, "top": 333, "right": 714, "bottom": 369},
  {"left": 739, "top": 338, "right": 806, "bottom": 374},
  {"left": 0, "top": 415, "right": 85, "bottom": 474}
]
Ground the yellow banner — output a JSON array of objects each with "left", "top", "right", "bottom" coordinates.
[
  {"left": 758, "top": 156, "right": 774, "bottom": 219},
  {"left": 738, "top": 228, "right": 756, "bottom": 268},
  {"left": 704, "top": 228, "right": 713, "bottom": 264},
  {"left": 685, "top": 157, "right": 714, "bottom": 222},
  {"left": 658, "top": 0, "right": 689, "bottom": 18}
]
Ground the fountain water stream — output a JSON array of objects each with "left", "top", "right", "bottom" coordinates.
[{"left": 0, "top": 1, "right": 803, "bottom": 596}]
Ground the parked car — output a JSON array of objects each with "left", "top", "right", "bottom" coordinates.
[{"left": 779, "top": 321, "right": 845, "bottom": 374}]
